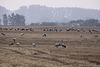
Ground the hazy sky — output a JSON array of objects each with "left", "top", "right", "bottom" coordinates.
[{"left": 0, "top": 0, "right": 100, "bottom": 11}]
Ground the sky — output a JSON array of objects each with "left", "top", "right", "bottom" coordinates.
[{"left": 0, "top": 0, "right": 100, "bottom": 11}]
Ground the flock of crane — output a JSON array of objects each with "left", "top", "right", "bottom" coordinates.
[{"left": 0, "top": 27, "right": 100, "bottom": 48}]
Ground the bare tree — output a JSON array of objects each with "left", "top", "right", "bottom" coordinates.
[{"left": 3, "top": 14, "right": 8, "bottom": 25}]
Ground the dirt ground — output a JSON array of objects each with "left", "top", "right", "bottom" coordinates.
[{"left": 0, "top": 26, "right": 100, "bottom": 67}]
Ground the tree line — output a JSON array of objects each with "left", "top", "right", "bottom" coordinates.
[
  {"left": 67, "top": 19, "right": 100, "bottom": 27},
  {"left": 30, "top": 19, "right": 100, "bottom": 27},
  {"left": 2, "top": 13, "right": 25, "bottom": 25},
  {"left": 0, "top": 13, "right": 100, "bottom": 27}
]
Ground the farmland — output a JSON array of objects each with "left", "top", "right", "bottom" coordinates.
[{"left": 0, "top": 26, "right": 100, "bottom": 67}]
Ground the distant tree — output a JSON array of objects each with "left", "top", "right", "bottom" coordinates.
[
  {"left": 69, "top": 20, "right": 79, "bottom": 26},
  {"left": 8, "top": 13, "right": 25, "bottom": 25},
  {"left": 0, "top": 19, "right": 1, "bottom": 25},
  {"left": 68, "top": 19, "right": 100, "bottom": 27},
  {"left": 80, "top": 19, "right": 100, "bottom": 27},
  {"left": 77, "top": 20, "right": 84, "bottom": 23},
  {"left": 8, "top": 15, "right": 11, "bottom": 25},
  {"left": 15, "top": 14, "right": 25, "bottom": 25},
  {"left": 3, "top": 14, "right": 8, "bottom": 25},
  {"left": 86, "top": 19, "right": 99, "bottom": 27},
  {"left": 8, "top": 13, "right": 16, "bottom": 25},
  {"left": 41, "top": 22, "right": 57, "bottom": 26},
  {"left": 30, "top": 23, "right": 40, "bottom": 26},
  {"left": 61, "top": 23, "right": 67, "bottom": 26}
]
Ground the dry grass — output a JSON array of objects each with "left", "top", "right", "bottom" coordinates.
[{"left": 0, "top": 26, "right": 100, "bottom": 67}]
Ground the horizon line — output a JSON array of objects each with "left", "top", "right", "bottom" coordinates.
[{"left": 0, "top": 4, "right": 100, "bottom": 11}]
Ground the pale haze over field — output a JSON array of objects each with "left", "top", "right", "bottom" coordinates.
[{"left": 0, "top": 0, "right": 100, "bottom": 11}]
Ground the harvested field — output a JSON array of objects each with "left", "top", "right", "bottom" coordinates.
[{"left": 0, "top": 26, "right": 100, "bottom": 67}]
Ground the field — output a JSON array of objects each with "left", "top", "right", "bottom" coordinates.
[{"left": 0, "top": 26, "right": 100, "bottom": 67}]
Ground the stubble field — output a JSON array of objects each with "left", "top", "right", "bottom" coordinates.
[{"left": 0, "top": 26, "right": 100, "bottom": 67}]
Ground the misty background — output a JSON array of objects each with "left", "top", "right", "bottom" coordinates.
[{"left": 0, "top": 5, "right": 100, "bottom": 27}]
